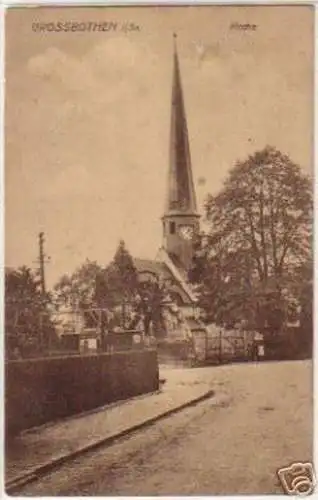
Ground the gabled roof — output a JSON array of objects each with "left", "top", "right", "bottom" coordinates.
[
  {"left": 166, "top": 252, "right": 188, "bottom": 281},
  {"left": 156, "top": 247, "right": 198, "bottom": 304},
  {"left": 133, "top": 258, "right": 173, "bottom": 281},
  {"left": 133, "top": 253, "right": 195, "bottom": 306}
]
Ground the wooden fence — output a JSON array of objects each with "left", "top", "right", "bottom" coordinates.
[{"left": 192, "top": 326, "right": 257, "bottom": 364}]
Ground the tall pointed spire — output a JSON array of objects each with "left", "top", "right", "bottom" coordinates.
[{"left": 164, "top": 33, "right": 198, "bottom": 216}]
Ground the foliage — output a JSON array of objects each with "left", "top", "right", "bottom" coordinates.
[
  {"left": 191, "top": 146, "right": 312, "bottom": 333},
  {"left": 53, "top": 241, "right": 169, "bottom": 336},
  {"left": 53, "top": 260, "right": 103, "bottom": 310},
  {"left": 286, "top": 258, "right": 313, "bottom": 356},
  {"left": 5, "top": 266, "right": 57, "bottom": 358},
  {"left": 95, "top": 241, "right": 168, "bottom": 336},
  {"left": 94, "top": 240, "right": 138, "bottom": 310},
  {"left": 134, "top": 278, "right": 168, "bottom": 337}
]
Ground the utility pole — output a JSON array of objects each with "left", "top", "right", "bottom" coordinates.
[
  {"left": 39, "top": 232, "right": 46, "bottom": 295},
  {"left": 37, "top": 232, "right": 50, "bottom": 297},
  {"left": 35, "top": 232, "right": 51, "bottom": 353}
]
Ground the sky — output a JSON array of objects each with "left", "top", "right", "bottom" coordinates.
[{"left": 5, "top": 5, "right": 314, "bottom": 289}]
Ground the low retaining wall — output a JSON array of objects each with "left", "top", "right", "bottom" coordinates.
[{"left": 6, "top": 349, "right": 159, "bottom": 435}]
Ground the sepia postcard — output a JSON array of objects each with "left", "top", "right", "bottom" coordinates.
[{"left": 4, "top": 4, "right": 314, "bottom": 496}]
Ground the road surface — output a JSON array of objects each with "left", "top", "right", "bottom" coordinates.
[{"left": 18, "top": 360, "right": 312, "bottom": 496}]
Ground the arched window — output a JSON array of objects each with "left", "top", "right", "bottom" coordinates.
[{"left": 170, "top": 221, "right": 176, "bottom": 234}]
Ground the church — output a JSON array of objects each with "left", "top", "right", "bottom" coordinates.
[
  {"left": 53, "top": 35, "right": 209, "bottom": 357},
  {"left": 133, "top": 35, "right": 206, "bottom": 343}
]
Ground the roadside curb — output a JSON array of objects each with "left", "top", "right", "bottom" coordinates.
[
  {"left": 6, "top": 388, "right": 214, "bottom": 494},
  {"left": 19, "top": 388, "right": 163, "bottom": 437}
]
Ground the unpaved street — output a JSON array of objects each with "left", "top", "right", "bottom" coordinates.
[{"left": 19, "top": 360, "right": 312, "bottom": 496}]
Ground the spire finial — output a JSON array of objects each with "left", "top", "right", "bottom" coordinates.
[{"left": 173, "top": 32, "right": 178, "bottom": 54}]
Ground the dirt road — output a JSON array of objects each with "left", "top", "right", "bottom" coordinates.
[{"left": 18, "top": 360, "right": 312, "bottom": 496}]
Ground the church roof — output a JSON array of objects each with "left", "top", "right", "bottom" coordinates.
[
  {"left": 133, "top": 255, "right": 195, "bottom": 306},
  {"left": 133, "top": 258, "right": 173, "bottom": 281},
  {"left": 166, "top": 252, "right": 188, "bottom": 280},
  {"left": 164, "top": 34, "right": 199, "bottom": 218}
]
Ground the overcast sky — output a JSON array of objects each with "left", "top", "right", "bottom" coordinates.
[{"left": 5, "top": 5, "right": 313, "bottom": 288}]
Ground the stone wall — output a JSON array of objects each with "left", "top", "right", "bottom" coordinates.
[{"left": 6, "top": 350, "right": 159, "bottom": 435}]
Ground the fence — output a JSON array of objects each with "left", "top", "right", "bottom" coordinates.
[
  {"left": 191, "top": 325, "right": 255, "bottom": 364},
  {"left": 192, "top": 324, "right": 307, "bottom": 364}
]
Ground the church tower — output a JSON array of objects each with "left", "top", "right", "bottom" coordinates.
[{"left": 162, "top": 34, "right": 200, "bottom": 275}]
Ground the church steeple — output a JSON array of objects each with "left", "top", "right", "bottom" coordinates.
[
  {"left": 162, "top": 35, "right": 200, "bottom": 274},
  {"left": 164, "top": 33, "right": 198, "bottom": 216}
]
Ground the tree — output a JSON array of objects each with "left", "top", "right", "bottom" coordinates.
[
  {"left": 53, "top": 243, "right": 139, "bottom": 332},
  {"left": 285, "top": 257, "right": 313, "bottom": 356},
  {"left": 53, "top": 260, "right": 103, "bottom": 310},
  {"left": 95, "top": 240, "right": 139, "bottom": 327},
  {"left": 298, "top": 260, "right": 313, "bottom": 357},
  {"left": 5, "top": 266, "right": 56, "bottom": 358},
  {"left": 134, "top": 278, "right": 168, "bottom": 337},
  {"left": 193, "top": 146, "right": 312, "bottom": 333},
  {"left": 95, "top": 241, "right": 169, "bottom": 336}
]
